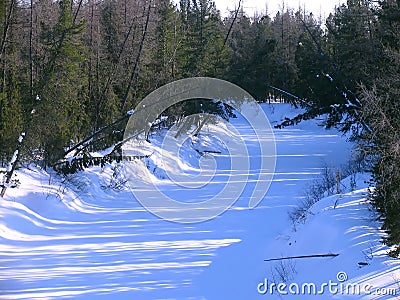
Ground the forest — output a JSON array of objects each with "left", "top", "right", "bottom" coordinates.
[{"left": 0, "top": 0, "right": 399, "bottom": 255}]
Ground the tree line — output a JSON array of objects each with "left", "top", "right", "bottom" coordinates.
[{"left": 0, "top": 0, "right": 399, "bottom": 255}]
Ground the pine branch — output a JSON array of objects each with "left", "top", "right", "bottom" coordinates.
[
  {"left": 293, "top": 16, "right": 372, "bottom": 134},
  {"left": 267, "top": 85, "right": 313, "bottom": 108},
  {"left": 62, "top": 112, "right": 132, "bottom": 159}
]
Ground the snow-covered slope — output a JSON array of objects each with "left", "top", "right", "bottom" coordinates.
[
  {"left": 0, "top": 104, "right": 398, "bottom": 299},
  {"left": 257, "top": 174, "right": 400, "bottom": 299}
]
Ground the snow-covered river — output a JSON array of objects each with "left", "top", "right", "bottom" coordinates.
[{"left": 0, "top": 104, "right": 353, "bottom": 299}]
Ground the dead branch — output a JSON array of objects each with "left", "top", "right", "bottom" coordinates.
[{"left": 264, "top": 253, "right": 339, "bottom": 262}]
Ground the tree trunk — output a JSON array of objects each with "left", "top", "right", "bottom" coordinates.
[
  {"left": 1, "top": 133, "right": 25, "bottom": 198},
  {"left": 223, "top": 0, "right": 241, "bottom": 47},
  {"left": 121, "top": 2, "right": 152, "bottom": 113},
  {"left": 0, "top": 0, "right": 15, "bottom": 64},
  {"left": 29, "top": 0, "right": 34, "bottom": 97}
]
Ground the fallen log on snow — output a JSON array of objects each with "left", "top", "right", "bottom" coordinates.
[{"left": 264, "top": 253, "right": 339, "bottom": 262}]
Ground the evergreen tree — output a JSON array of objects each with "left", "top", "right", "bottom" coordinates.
[
  {"left": 360, "top": 0, "right": 400, "bottom": 256},
  {"left": 86, "top": 0, "right": 122, "bottom": 131},
  {"left": 0, "top": 70, "right": 23, "bottom": 164},
  {"left": 270, "top": 9, "right": 301, "bottom": 95},
  {"left": 32, "top": 0, "right": 89, "bottom": 165},
  {"left": 227, "top": 12, "right": 276, "bottom": 100},
  {"left": 326, "top": 0, "right": 381, "bottom": 88},
  {"left": 146, "top": 0, "right": 179, "bottom": 87},
  {"left": 0, "top": 0, "right": 23, "bottom": 164},
  {"left": 177, "top": 0, "right": 228, "bottom": 78},
  {"left": 277, "top": 3, "right": 380, "bottom": 131},
  {"left": 290, "top": 10, "right": 351, "bottom": 127}
]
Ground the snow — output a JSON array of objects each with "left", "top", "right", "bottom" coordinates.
[
  {"left": 260, "top": 174, "right": 399, "bottom": 299},
  {"left": 89, "top": 145, "right": 116, "bottom": 158},
  {"left": 0, "top": 103, "right": 398, "bottom": 299},
  {"left": 6, "top": 150, "right": 19, "bottom": 172},
  {"left": 18, "top": 133, "right": 25, "bottom": 143},
  {"left": 325, "top": 73, "right": 334, "bottom": 82},
  {"left": 151, "top": 115, "right": 168, "bottom": 126}
]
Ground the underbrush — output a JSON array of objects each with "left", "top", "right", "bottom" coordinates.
[{"left": 288, "top": 156, "right": 366, "bottom": 228}]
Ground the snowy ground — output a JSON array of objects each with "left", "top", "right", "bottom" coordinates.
[{"left": 0, "top": 104, "right": 399, "bottom": 299}]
